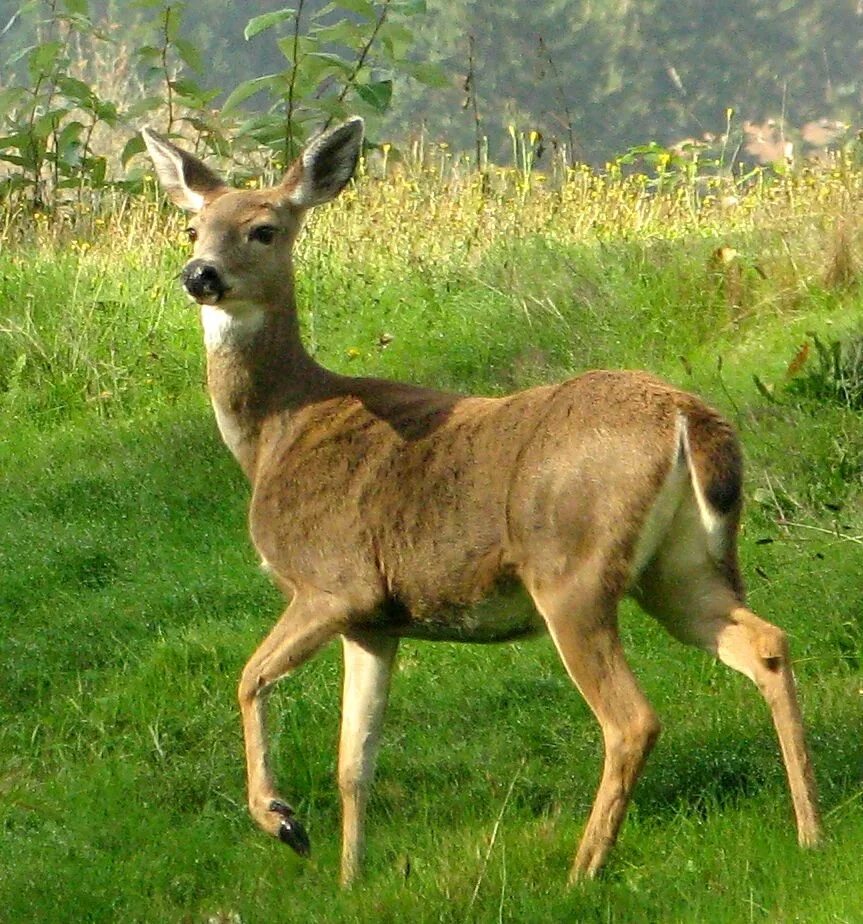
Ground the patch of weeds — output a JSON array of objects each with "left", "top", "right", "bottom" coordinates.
[{"left": 785, "top": 330, "right": 863, "bottom": 411}]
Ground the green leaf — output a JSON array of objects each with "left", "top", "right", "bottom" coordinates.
[
  {"left": 235, "top": 113, "right": 289, "bottom": 146},
  {"left": 0, "top": 133, "right": 29, "bottom": 152},
  {"left": 174, "top": 38, "right": 203, "bottom": 73},
  {"left": 244, "top": 8, "right": 296, "bottom": 41},
  {"left": 378, "top": 22, "right": 414, "bottom": 59},
  {"left": 355, "top": 78, "right": 392, "bottom": 113},
  {"left": 222, "top": 74, "right": 285, "bottom": 113},
  {"left": 136, "top": 44, "right": 161, "bottom": 64},
  {"left": 312, "top": 20, "right": 364, "bottom": 47},
  {"left": 28, "top": 41, "right": 63, "bottom": 81},
  {"left": 56, "top": 120, "right": 84, "bottom": 165},
  {"left": 0, "top": 154, "right": 31, "bottom": 169},
  {"left": 170, "top": 78, "right": 205, "bottom": 97},
  {"left": 276, "top": 34, "right": 317, "bottom": 63},
  {"left": 13, "top": 0, "right": 40, "bottom": 16},
  {"left": 121, "top": 134, "right": 146, "bottom": 166},
  {"left": 276, "top": 35, "right": 319, "bottom": 57},
  {"left": 301, "top": 50, "right": 353, "bottom": 86},
  {"left": 94, "top": 99, "right": 120, "bottom": 125},
  {"left": 84, "top": 153, "right": 107, "bottom": 185},
  {"left": 313, "top": 93, "right": 350, "bottom": 121},
  {"left": 164, "top": 5, "right": 181, "bottom": 43},
  {"left": 62, "top": 0, "right": 89, "bottom": 14},
  {"left": 305, "top": 51, "right": 353, "bottom": 72},
  {"left": 56, "top": 75, "right": 97, "bottom": 108},
  {"left": 391, "top": 0, "right": 426, "bottom": 13},
  {"left": 32, "top": 110, "right": 68, "bottom": 140},
  {"left": 0, "top": 87, "right": 26, "bottom": 119},
  {"left": 399, "top": 61, "right": 449, "bottom": 88},
  {"left": 123, "top": 96, "right": 163, "bottom": 119},
  {"left": 336, "top": 0, "right": 376, "bottom": 19}
]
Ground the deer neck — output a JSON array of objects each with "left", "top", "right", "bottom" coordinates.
[{"left": 201, "top": 300, "right": 331, "bottom": 478}]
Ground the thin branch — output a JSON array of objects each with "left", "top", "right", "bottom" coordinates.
[
  {"left": 161, "top": 5, "right": 175, "bottom": 132},
  {"left": 285, "top": 0, "right": 306, "bottom": 162},
  {"left": 465, "top": 34, "right": 482, "bottom": 172},
  {"left": 334, "top": 0, "right": 392, "bottom": 108},
  {"left": 777, "top": 519, "right": 863, "bottom": 546},
  {"left": 537, "top": 35, "right": 581, "bottom": 166}
]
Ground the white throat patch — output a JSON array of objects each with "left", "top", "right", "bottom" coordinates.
[{"left": 200, "top": 303, "right": 265, "bottom": 352}]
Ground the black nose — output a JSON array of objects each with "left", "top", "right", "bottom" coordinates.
[{"left": 182, "top": 260, "right": 227, "bottom": 302}]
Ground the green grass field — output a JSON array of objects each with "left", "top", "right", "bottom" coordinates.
[{"left": 1, "top": 163, "right": 862, "bottom": 922}]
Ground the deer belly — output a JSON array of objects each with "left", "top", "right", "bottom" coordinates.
[{"left": 391, "top": 582, "right": 545, "bottom": 643}]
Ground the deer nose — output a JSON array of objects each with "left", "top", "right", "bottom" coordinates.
[{"left": 182, "top": 260, "right": 228, "bottom": 303}]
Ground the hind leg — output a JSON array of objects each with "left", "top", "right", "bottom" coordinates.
[
  {"left": 636, "top": 570, "right": 822, "bottom": 847},
  {"left": 530, "top": 574, "right": 661, "bottom": 882},
  {"left": 706, "top": 605, "right": 821, "bottom": 845}
]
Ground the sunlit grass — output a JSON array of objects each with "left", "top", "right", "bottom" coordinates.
[{"left": 1, "top": 155, "right": 862, "bottom": 922}]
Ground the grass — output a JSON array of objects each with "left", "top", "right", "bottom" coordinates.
[{"left": 1, "top": 157, "right": 862, "bottom": 922}]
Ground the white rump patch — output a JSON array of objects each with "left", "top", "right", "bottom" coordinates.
[
  {"left": 679, "top": 415, "right": 727, "bottom": 562},
  {"left": 629, "top": 413, "right": 733, "bottom": 591},
  {"left": 630, "top": 423, "right": 689, "bottom": 580}
]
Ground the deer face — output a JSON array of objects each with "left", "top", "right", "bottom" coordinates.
[
  {"left": 180, "top": 190, "right": 305, "bottom": 308},
  {"left": 143, "top": 119, "right": 364, "bottom": 312}
]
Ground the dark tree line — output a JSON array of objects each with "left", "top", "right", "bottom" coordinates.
[
  {"left": 2, "top": 0, "right": 861, "bottom": 164},
  {"left": 398, "top": 0, "right": 863, "bottom": 164}
]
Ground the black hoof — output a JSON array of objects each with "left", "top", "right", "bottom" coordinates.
[{"left": 270, "top": 800, "right": 311, "bottom": 857}]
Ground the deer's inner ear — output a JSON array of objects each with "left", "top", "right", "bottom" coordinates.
[{"left": 141, "top": 127, "right": 226, "bottom": 212}]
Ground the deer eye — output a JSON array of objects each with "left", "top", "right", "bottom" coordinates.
[
  {"left": 249, "top": 225, "right": 277, "bottom": 244},
  {"left": 184, "top": 227, "right": 197, "bottom": 243}
]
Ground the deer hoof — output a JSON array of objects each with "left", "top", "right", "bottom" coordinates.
[{"left": 270, "top": 799, "right": 311, "bottom": 857}]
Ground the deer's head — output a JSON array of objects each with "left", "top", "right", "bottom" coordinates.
[{"left": 142, "top": 119, "right": 364, "bottom": 310}]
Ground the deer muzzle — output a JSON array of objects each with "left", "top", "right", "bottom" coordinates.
[{"left": 182, "top": 260, "right": 229, "bottom": 304}]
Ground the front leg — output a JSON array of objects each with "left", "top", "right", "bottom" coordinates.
[
  {"left": 237, "top": 590, "right": 348, "bottom": 855},
  {"left": 338, "top": 632, "right": 399, "bottom": 886}
]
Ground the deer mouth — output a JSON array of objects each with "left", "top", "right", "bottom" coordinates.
[
  {"left": 182, "top": 260, "right": 230, "bottom": 305},
  {"left": 190, "top": 287, "right": 231, "bottom": 307}
]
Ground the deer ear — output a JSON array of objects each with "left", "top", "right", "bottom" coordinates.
[
  {"left": 141, "top": 128, "right": 226, "bottom": 212},
  {"left": 282, "top": 117, "right": 364, "bottom": 209}
]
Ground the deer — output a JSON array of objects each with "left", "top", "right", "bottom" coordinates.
[{"left": 142, "top": 118, "right": 822, "bottom": 887}]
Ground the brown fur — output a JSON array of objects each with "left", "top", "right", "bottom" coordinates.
[{"left": 143, "top": 121, "right": 822, "bottom": 886}]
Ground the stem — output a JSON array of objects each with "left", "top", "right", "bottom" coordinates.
[
  {"left": 161, "top": 5, "right": 174, "bottom": 132},
  {"left": 777, "top": 520, "right": 863, "bottom": 546},
  {"left": 466, "top": 35, "right": 483, "bottom": 173},
  {"left": 28, "top": 0, "right": 67, "bottom": 210},
  {"left": 78, "top": 117, "right": 98, "bottom": 207},
  {"left": 285, "top": 0, "right": 306, "bottom": 164},
  {"left": 538, "top": 35, "right": 580, "bottom": 167},
  {"left": 49, "top": 15, "right": 69, "bottom": 199},
  {"left": 26, "top": 72, "right": 47, "bottom": 208},
  {"left": 334, "top": 0, "right": 392, "bottom": 108}
]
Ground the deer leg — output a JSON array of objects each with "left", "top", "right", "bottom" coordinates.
[
  {"left": 704, "top": 606, "right": 822, "bottom": 846},
  {"left": 532, "top": 581, "right": 661, "bottom": 884},
  {"left": 237, "top": 590, "right": 348, "bottom": 854},
  {"left": 636, "top": 566, "right": 822, "bottom": 849},
  {"left": 338, "top": 632, "right": 399, "bottom": 886}
]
